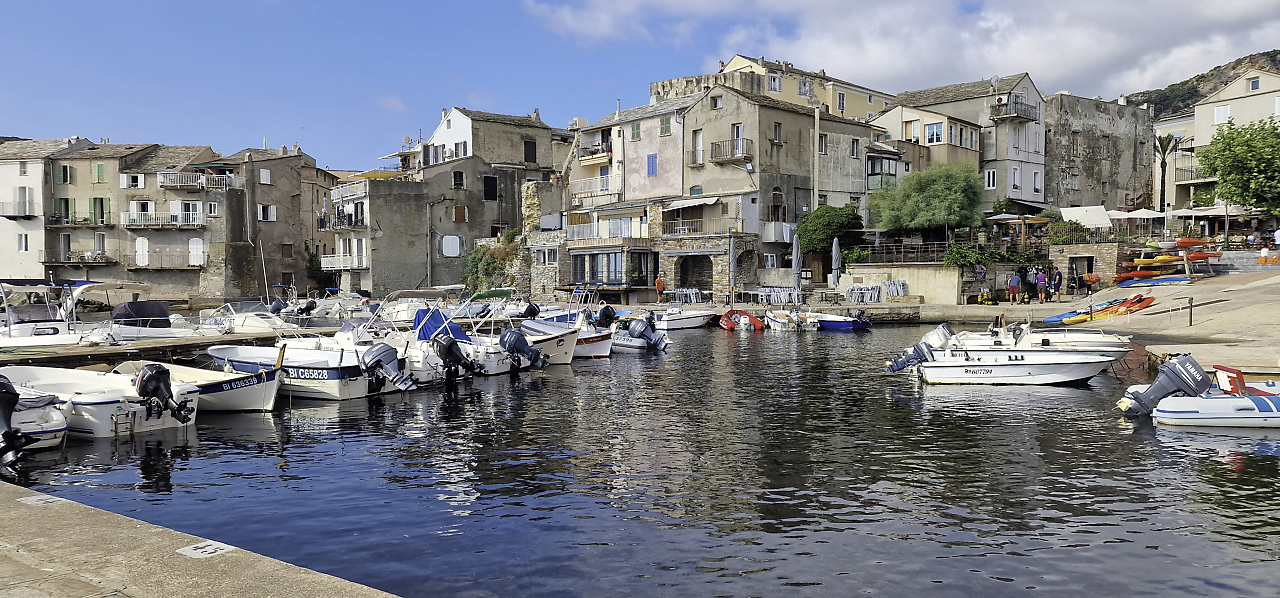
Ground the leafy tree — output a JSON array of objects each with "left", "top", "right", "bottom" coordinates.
[
  {"left": 869, "top": 162, "right": 984, "bottom": 235},
  {"left": 1153, "top": 133, "right": 1180, "bottom": 211},
  {"left": 1197, "top": 116, "right": 1280, "bottom": 215},
  {"left": 1191, "top": 185, "right": 1217, "bottom": 207},
  {"left": 303, "top": 244, "right": 335, "bottom": 289},
  {"left": 795, "top": 204, "right": 864, "bottom": 254},
  {"left": 990, "top": 198, "right": 1017, "bottom": 216}
]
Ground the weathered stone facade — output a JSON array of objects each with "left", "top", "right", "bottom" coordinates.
[
  {"left": 526, "top": 229, "right": 567, "bottom": 302},
  {"left": 1044, "top": 94, "right": 1154, "bottom": 210},
  {"left": 1049, "top": 242, "right": 1121, "bottom": 291},
  {"left": 658, "top": 233, "right": 758, "bottom": 303}
]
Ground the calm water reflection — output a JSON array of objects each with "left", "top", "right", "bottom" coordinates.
[{"left": 18, "top": 325, "right": 1280, "bottom": 596}]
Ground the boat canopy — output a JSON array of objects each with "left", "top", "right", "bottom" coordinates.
[
  {"left": 385, "top": 289, "right": 449, "bottom": 301},
  {"left": 468, "top": 288, "right": 514, "bottom": 302},
  {"left": 413, "top": 309, "right": 470, "bottom": 341},
  {"left": 111, "top": 301, "right": 172, "bottom": 328}
]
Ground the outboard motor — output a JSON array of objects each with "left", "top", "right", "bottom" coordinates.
[
  {"left": 1117, "top": 354, "right": 1211, "bottom": 417},
  {"left": 433, "top": 336, "right": 479, "bottom": 379},
  {"left": 919, "top": 323, "right": 955, "bottom": 349},
  {"left": 594, "top": 305, "right": 617, "bottom": 329},
  {"left": 358, "top": 343, "right": 418, "bottom": 392},
  {"left": 627, "top": 318, "right": 668, "bottom": 353},
  {"left": 499, "top": 328, "right": 548, "bottom": 369},
  {"left": 886, "top": 342, "right": 935, "bottom": 373},
  {"left": 0, "top": 376, "right": 36, "bottom": 469},
  {"left": 297, "top": 299, "right": 317, "bottom": 317},
  {"left": 269, "top": 298, "right": 288, "bottom": 314},
  {"left": 134, "top": 364, "right": 194, "bottom": 424},
  {"left": 520, "top": 303, "right": 541, "bottom": 319}
]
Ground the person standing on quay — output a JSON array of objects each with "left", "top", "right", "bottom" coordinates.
[
  {"left": 1007, "top": 271, "right": 1021, "bottom": 303},
  {"left": 1035, "top": 269, "right": 1049, "bottom": 303},
  {"left": 655, "top": 273, "right": 664, "bottom": 302},
  {"left": 1050, "top": 267, "right": 1064, "bottom": 303}
]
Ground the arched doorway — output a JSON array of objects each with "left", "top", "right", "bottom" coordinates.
[{"left": 676, "top": 255, "right": 713, "bottom": 290}]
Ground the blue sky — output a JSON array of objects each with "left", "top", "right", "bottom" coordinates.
[{"left": 3, "top": 0, "right": 1278, "bottom": 170}]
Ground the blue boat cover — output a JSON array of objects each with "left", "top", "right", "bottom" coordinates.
[{"left": 414, "top": 308, "right": 470, "bottom": 341}]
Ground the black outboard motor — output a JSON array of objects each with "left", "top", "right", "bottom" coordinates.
[
  {"left": 135, "top": 364, "right": 194, "bottom": 424},
  {"left": 626, "top": 318, "right": 666, "bottom": 353},
  {"left": 520, "top": 303, "right": 541, "bottom": 319},
  {"left": 433, "top": 336, "right": 479, "bottom": 382},
  {"left": 297, "top": 299, "right": 317, "bottom": 317},
  {"left": 1117, "top": 354, "right": 1211, "bottom": 417},
  {"left": 886, "top": 342, "right": 935, "bottom": 373},
  {"left": 499, "top": 327, "right": 548, "bottom": 369},
  {"left": 269, "top": 298, "right": 287, "bottom": 314},
  {"left": 0, "top": 376, "right": 36, "bottom": 469},
  {"left": 594, "top": 305, "right": 617, "bottom": 329},
  {"left": 358, "top": 342, "right": 418, "bottom": 391}
]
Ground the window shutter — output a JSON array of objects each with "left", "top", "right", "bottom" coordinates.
[
  {"left": 269, "top": 205, "right": 277, "bottom": 221},
  {"left": 189, "top": 238, "right": 205, "bottom": 266},
  {"left": 647, "top": 154, "right": 657, "bottom": 177},
  {"left": 135, "top": 236, "right": 149, "bottom": 266},
  {"left": 120, "top": 174, "right": 129, "bottom": 189},
  {"left": 260, "top": 169, "right": 271, "bottom": 185},
  {"left": 136, "top": 174, "right": 144, "bottom": 189}
]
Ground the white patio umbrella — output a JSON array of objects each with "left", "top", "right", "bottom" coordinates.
[
  {"left": 831, "top": 237, "right": 841, "bottom": 287},
  {"left": 792, "top": 231, "right": 802, "bottom": 291}
]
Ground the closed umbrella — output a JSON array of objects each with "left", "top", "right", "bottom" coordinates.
[
  {"left": 792, "top": 229, "right": 802, "bottom": 291},
  {"left": 831, "top": 237, "right": 841, "bottom": 288}
]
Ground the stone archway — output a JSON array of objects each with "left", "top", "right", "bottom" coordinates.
[{"left": 676, "top": 255, "right": 713, "bottom": 290}]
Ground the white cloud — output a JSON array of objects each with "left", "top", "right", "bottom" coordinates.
[
  {"left": 376, "top": 94, "right": 407, "bottom": 112},
  {"left": 525, "top": 0, "right": 1280, "bottom": 98}
]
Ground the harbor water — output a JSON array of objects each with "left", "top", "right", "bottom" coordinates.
[{"left": 13, "top": 325, "right": 1280, "bottom": 596}]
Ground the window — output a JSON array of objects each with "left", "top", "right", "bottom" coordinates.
[
  {"left": 630, "top": 123, "right": 641, "bottom": 141},
  {"left": 259, "top": 169, "right": 271, "bottom": 185},
  {"left": 452, "top": 171, "right": 464, "bottom": 189},
  {"left": 446, "top": 119, "right": 451, "bottom": 129},
  {"left": 207, "top": 202, "right": 219, "bottom": 217},
  {"left": 764, "top": 254, "right": 777, "bottom": 269},
  {"left": 773, "top": 122, "right": 782, "bottom": 143},
  {"left": 925, "top": 123, "right": 943, "bottom": 144},
  {"left": 542, "top": 248, "right": 558, "bottom": 265},
  {"left": 1012, "top": 167, "right": 1021, "bottom": 190},
  {"left": 441, "top": 235, "right": 463, "bottom": 257},
  {"left": 949, "top": 124, "right": 956, "bottom": 145},
  {"left": 818, "top": 134, "right": 828, "bottom": 154},
  {"left": 768, "top": 74, "right": 781, "bottom": 92},
  {"left": 689, "top": 185, "right": 703, "bottom": 196},
  {"left": 1214, "top": 105, "right": 1231, "bottom": 124},
  {"left": 120, "top": 173, "right": 145, "bottom": 188},
  {"left": 731, "top": 123, "right": 743, "bottom": 139},
  {"left": 646, "top": 153, "right": 658, "bottom": 177},
  {"left": 1102, "top": 181, "right": 1109, "bottom": 194},
  {"left": 959, "top": 128, "right": 965, "bottom": 148},
  {"left": 281, "top": 243, "right": 294, "bottom": 259},
  {"left": 1032, "top": 171, "right": 1041, "bottom": 194},
  {"left": 850, "top": 139, "right": 859, "bottom": 158},
  {"left": 969, "top": 128, "right": 977, "bottom": 150},
  {"left": 868, "top": 112, "right": 874, "bottom": 119},
  {"left": 456, "top": 141, "right": 469, "bottom": 158},
  {"left": 483, "top": 176, "right": 498, "bottom": 200},
  {"left": 1071, "top": 131, "right": 1081, "bottom": 156},
  {"left": 985, "top": 169, "right": 997, "bottom": 189},
  {"left": 711, "top": 96, "right": 723, "bottom": 109},
  {"left": 281, "top": 272, "right": 294, "bottom": 286},
  {"left": 769, "top": 203, "right": 787, "bottom": 222},
  {"left": 817, "top": 194, "right": 827, "bottom": 206},
  {"left": 258, "top": 204, "right": 277, "bottom": 221},
  {"left": 1248, "top": 77, "right": 1260, "bottom": 91},
  {"left": 94, "top": 232, "right": 106, "bottom": 253},
  {"left": 1012, "top": 124, "right": 1023, "bottom": 148},
  {"left": 659, "top": 116, "right": 672, "bottom": 136},
  {"left": 522, "top": 140, "right": 536, "bottom": 162},
  {"left": 17, "top": 234, "right": 28, "bottom": 252},
  {"left": 903, "top": 162, "right": 911, "bottom": 173},
  {"left": 57, "top": 165, "right": 71, "bottom": 184},
  {"left": 867, "top": 94, "right": 873, "bottom": 104},
  {"left": 453, "top": 205, "right": 469, "bottom": 222},
  {"left": 1071, "top": 174, "right": 1080, "bottom": 190},
  {"left": 798, "top": 79, "right": 813, "bottom": 96},
  {"left": 837, "top": 92, "right": 846, "bottom": 112},
  {"left": 1276, "top": 96, "right": 1280, "bottom": 115},
  {"left": 18, "top": 161, "right": 27, "bottom": 176},
  {"left": 93, "top": 163, "right": 105, "bottom": 183}
]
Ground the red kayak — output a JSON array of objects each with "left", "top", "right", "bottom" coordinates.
[
  {"left": 720, "top": 309, "right": 765, "bottom": 331},
  {"left": 1177, "top": 238, "right": 1207, "bottom": 248},
  {"left": 1186, "top": 251, "right": 1222, "bottom": 261}
]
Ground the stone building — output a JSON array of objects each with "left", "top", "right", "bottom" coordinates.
[
  {"left": 0, "top": 137, "right": 94, "bottom": 279},
  {"left": 1043, "top": 93, "right": 1154, "bottom": 210}
]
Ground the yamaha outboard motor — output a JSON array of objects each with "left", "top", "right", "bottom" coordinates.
[
  {"left": 499, "top": 327, "right": 548, "bottom": 369},
  {"left": 627, "top": 318, "right": 668, "bottom": 353},
  {"left": 0, "top": 376, "right": 36, "bottom": 469},
  {"left": 1117, "top": 354, "right": 1211, "bottom": 417},
  {"left": 520, "top": 303, "right": 541, "bottom": 319},
  {"left": 135, "top": 364, "right": 194, "bottom": 424},
  {"left": 433, "top": 336, "right": 479, "bottom": 383},
  {"left": 919, "top": 323, "right": 955, "bottom": 349},
  {"left": 594, "top": 305, "right": 617, "bottom": 329},
  {"left": 297, "top": 299, "right": 317, "bottom": 317},
  {"left": 269, "top": 298, "right": 288, "bottom": 314},
  {"left": 358, "top": 342, "right": 418, "bottom": 392},
  {"left": 886, "top": 342, "right": 935, "bottom": 373}
]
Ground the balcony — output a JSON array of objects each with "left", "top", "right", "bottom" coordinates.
[
  {"left": 661, "top": 218, "right": 736, "bottom": 237},
  {"left": 321, "top": 253, "right": 369, "bottom": 271},
  {"left": 686, "top": 150, "right": 705, "bottom": 167},
  {"left": 990, "top": 100, "right": 1039, "bottom": 121},
  {"left": 1175, "top": 165, "right": 1215, "bottom": 183},
  {"left": 157, "top": 172, "right": 239, "bottom": 190},
  {"left": 867, "top": 173, "right": 897, "bottom": 190},
  {"left": 709, "top": 138, "right": 753, "bottom": 163},
  {"left": 759, "top": 221, "right": 792, "bottom": 243},
  {"left": 122, "top": 251, "right": 208, "bottom": 269},
  {"left": 39, "top": 249, "right": 118, "bottom": 266},
  {"left": 332, "top": 180, "right": 369, "bottom": 202},
  {"left": 328, "top": 212, "right": 367, "bottom": 230},
  {"left": 576, "top": 142, "right": 613, "bottom": 166},
  {"left": 565, "top": 223, "right": 653, "bottom": 249},
  {"left": 46, "top": 211, "right": 111, "bottom": 226},
  {"left": 122, "top": 211, "right": 206, "bottom": 228},
  {"left": 569, "top": 173, "right": 622, "bottom": 198},
  {"left": 0, "top": 199, "right": 37, "bottom": 219}
]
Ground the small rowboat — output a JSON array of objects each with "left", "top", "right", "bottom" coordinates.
[{"left": 719, "top": 309, "right": 765, "bottom": 331}]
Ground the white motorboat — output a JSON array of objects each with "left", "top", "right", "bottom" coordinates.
[
  {"left": 610, "top": 317, "right": 671, "bottom": 354},
  {"left": 379, "top": 288, "right": 451, "bottom": 325},
  {"left": 887, "top": 344, "right": 1114, "bottom": 385},
  {"left": 113, "top": 360, "right": 281, "bottom": 412},
  {"left": 938, "top": 321, "right": 1131, "bottom": 350},
  {"left": 1, "top": 383, "right": 67, "bottom": 452},
  {"left": 1119, "top": 357, "right": 1280, "bottom": 427},
  {"left": 199, "top": 301, "right": 300, "bottom": 333},
  {"left": 207, "top": 343, "right": 415, "bottom": 400},
  {"left": 522, "top": 313, "right": 609, "bottom": 359},
  {"left": 101, "top": 300, "right": 219, "bottom": 340},
  {"left": 0, "top": 364, "right": 198, "bottom": 438},
  {"left": 0, "top": 280, "right": 114, "bottom": 348},
  {"left": 655, "top": 304, "right": 716, "bottom": 330},
  {"left": 764, "top": 310, "right": 819, "bottom": 331}
]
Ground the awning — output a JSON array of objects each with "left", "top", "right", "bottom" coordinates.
[
  {"left": 662, "top": 196, "right": 719, "bottom": 212},
  {"left": 660, "top": 249, "right": 727, "bottom": 256},
  {"left": 1060, "top": 206, "right": 1112, "bottom": 229},
  {"left": 1011, "top": 198, "right": 1050, "bottom": 211}
]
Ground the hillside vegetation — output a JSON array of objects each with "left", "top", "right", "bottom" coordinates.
[{"left": 1127, "top": 49, "right": 1280, "bottom": 118}]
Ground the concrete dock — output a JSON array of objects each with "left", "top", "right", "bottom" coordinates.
[{"left": 0, "top": 483, "right": 394, "bottom": 598}]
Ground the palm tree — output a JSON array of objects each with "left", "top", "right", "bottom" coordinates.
[{"left": 1154, "top": 133, "right": 1180, "bottom": 212}]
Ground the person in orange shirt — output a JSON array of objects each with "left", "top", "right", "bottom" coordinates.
[{"left": 654, "top": 273, "right": 664, "bottom": 301}]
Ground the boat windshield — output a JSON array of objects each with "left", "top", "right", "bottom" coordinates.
[
  {"left": 210, "top": 301, "right": 270, "bottom": 317},
  {"left": 2, "top": 290, "right": 64, "bottom": 323}
]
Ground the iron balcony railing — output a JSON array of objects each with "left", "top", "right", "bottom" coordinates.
[
  {"left": 122, "top": 251, "right": 208, "bottom": 268},
  {"left": 46, "top": 211, "right": 111, "bottom": 226},
  {"left": 568, "top": 173, "right": 622, "bottom": 197},
  {"left": 157, "top": 173, "right": 238, "bottom": 190},
  {"left": 320, "top": 253, "right": 369, "bottom": 271},
  {"left": 122, "top": 211, "right": 206, "bottom": 227},
  {"left": 328, "top": 212, "right": 367, "bottom": 230},
  {"left": 38, "top": 249, "right": 117, "bottom": 265},
  {"left": 661, "top": 218, "right": 736, "bottom": 236},
  {"left": 686, "top": 149, "right": 705, "bottom": 166},
  {"left": 576, "top": 142, "right": 613, "bottom": 160},
  {"left": 990, "top": 100, "right": 1039, "bottom": 121},
  {"left": 710, "top": 138, "right": 753, "bottom": 162},
  {"left": 1175, "top": 165, "right": 1215, "bottom": 182},
  {"left": 565, "top": 222, "right": 649, "bottom": 241}
]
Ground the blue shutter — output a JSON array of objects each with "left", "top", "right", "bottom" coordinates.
[{"left": 647, "top": 154, "right": 657, "bottom": 177}]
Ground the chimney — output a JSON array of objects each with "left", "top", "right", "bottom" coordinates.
[
  {"left": 293, "top": 142, "right": 299, "bottom": 154},
  {"left": 718, "top": 60, "right": 725, "bottom": 70},
  {"left": 819, "top": 69, "right": 826, "bottom": 77},
  {"left": 280, "top": 145, "right": 287, "bottom": 155},
  {"left": 759, "top": 55, "right": 765, "bottom": 64},
  {"left": 649, "top": 95, "right": 658, "bottom": 106},
  {"left": 99, "top": 138, "right": 109, "bottom": 144},
  {"left": 442, "top": 108, "right": 448, "bottom": 120},
  {"left": 1117, "top": 95, "right": 1127, "bottom": 106},
  {"left": 532, "top": 108, "right": 541, "bottom": 122}
]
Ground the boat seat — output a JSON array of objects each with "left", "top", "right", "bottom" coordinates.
[{"left": 1214, "top": 365, "right": 1276, "bottom": 396}]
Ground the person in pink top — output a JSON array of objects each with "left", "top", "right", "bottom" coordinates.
[{"left": 1035, "top": 269, "right": 1049, "bottom": 303}]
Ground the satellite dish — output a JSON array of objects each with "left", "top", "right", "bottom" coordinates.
[{"left": 403, "top": 136, "right": 412, "bottom": 144}]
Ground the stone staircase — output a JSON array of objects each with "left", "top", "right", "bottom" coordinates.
[{"left": 1209, "top": 250, "right": 1280, "bottom": 275}]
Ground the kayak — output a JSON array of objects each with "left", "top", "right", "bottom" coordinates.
[
  {"left": 1070, "top": 296, "right": 1156, "bottom": 323},
  {"left": 1117, "top": 277, "right": 1191, "bottom": 288},
  {"left": 1177, "top": 238, "right": 1208, "bottom": 248},
  {"left": 1043, "top": 298, "right": 1127, "bottom": 324},
  {"left": 1186, "top": 251, "right": 1222, "bottom": 261},
  {"left": 1062, "top": 295, "right": 1145, "bottom": 325},
  {"left": 1135, "top": 255, "right": 1183, "bottom": 265}
]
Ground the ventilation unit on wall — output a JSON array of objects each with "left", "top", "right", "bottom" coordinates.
[{"left": 571, "top": 198, "right": 583, "bottom": 206}]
